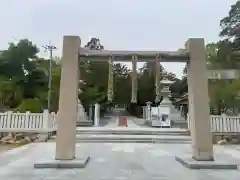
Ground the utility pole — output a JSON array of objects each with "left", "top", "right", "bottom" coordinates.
[{"left": 42, "top": 41, "right": 57, "bottom": 112}]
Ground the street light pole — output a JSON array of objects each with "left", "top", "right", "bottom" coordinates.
[{"left": 43, "top": 42, "right": 57, "bottom": 111}]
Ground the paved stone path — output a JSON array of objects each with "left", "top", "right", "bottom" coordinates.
[
  {"left": 102, "top": 116, "right": 141, "bottom": 128},
  {"left": 1, "top": 110, "right": 239, "bottom": 179},
  {"left": 99, "top": 108, "right": 143, "bottom": 128},
  {"left": 0, "top": 142, "right": 240, "bottom": 180}
]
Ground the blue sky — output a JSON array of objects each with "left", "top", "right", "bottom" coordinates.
[{"left": 0, "top": 0, "right": 237, "bottom": 78}]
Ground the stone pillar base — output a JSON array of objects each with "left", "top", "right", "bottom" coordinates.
[
  {"left": 34, "top": 156, "right": 91, "bottom": 169},
  {"left": 175, "top": 155, "right": 237, "bottom": 170}
]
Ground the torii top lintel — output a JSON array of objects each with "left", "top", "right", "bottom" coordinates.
[{"left": 78, "top": 47, "right": 189, "bottom": 62}]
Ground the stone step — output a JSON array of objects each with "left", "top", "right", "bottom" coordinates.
[
  {"left": 76, "top": 120, "right": 93, "bottom": 127},
  {"left": 75, "top": 128, "right": 189, "bottom": 136},
  {"left": 51, "top": 134, "right": 191, "bottom": 144},
  {"left": 171, "top": 116, "right": 186, "bottom": 121},
  {"left": 75, "top": 131, "right": 188, "bottom": 136},
  {"left": 74, "top": 139, "right": 191, "bottom": 144}
]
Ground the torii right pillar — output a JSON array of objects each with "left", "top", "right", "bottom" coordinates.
[
  {"left": 175, "top": 38, "right": 226, "bottom": 169},
  {"left": 186, "top": 38, "right": 214, "bottom": 161}
]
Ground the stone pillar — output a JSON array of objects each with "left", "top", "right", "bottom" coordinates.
[
  {"left": 108, "top": 56, "right": 114, "bottom": 101},
  {"left": 131, "top": 55, "right": 137, "bottom": 103},
  {"left": 55, "top": 36, "right": 80, "bottom": 160},
  {"left": 42, "top": 109, "right": 50, "bottom": 129},
  {"left": 89, "top": 105, "right": 93, "bottom": 120},
  {"left": 186, "top": 38, "right": 214, "bottom": 161},
  {"left": 155, "top": 54, "right": 161, "bottom": 102},
  {"left": 94, "top": 103, "right": 100, "bottom": 126},
  {"left": 142, "top": 106, "right": 146, "bottom": 119},
  {"left": 77, "top": 102, "right": 87, "bottom": 122},
  {"left": 146, "top": 102, "right": 152, "bottom": 121}
]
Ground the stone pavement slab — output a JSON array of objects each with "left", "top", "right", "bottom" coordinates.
[
  {"left": 124, "top": 116, "right": 143, "bottom": 128},
  {"left": 73, "top": 134, "right": 191, "bottom": 142},
  {"left": 99, "top": 114, "right": 143, "bottom": 128},
  {"left": 76, "top": 126, "right": 187, "bottom": 132},
  {"left": 0, "top": 142, "right": 240, "bottom": 180}
]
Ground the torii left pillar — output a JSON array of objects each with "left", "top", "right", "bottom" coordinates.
[
  {"left": 34, "top": 36, "right": 90, "bottom": 169},
  {"left": 55, "top": 36, "right": 80, "bottom": 160},
  {"left": 131, "top": 55, "right": 137, "bottom": 103},
  {"left": 108, "top": 56, "right": 114, "bottom": 102}
]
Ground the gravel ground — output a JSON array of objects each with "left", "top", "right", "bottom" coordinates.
[{"left": 0, "top": 144, "right": 21, "bottom": 153}]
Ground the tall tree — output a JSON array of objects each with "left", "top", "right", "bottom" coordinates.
[
  {"left": 0, "top": 39, "right": 50, "bottom": 112},
  {"left": 80, "top": 37, "right": 108, "bottom": 106},
  {"left": 209, "top": 80, "right": 240, "bottom": 114},
  {"left": 114, "top": 63, "right": 131, "bottom": 105},
  {"left": 84, "top": 37, "right": 104, "bottom": 50},
  {"left": 220, "top": 1, "right": 240, "bottom": 48}
]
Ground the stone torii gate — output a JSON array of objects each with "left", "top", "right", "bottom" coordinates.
[
  {"left": 83, "top": 45, "right": 162, "bottom": 103},
  {"left": 34, "top": 35, "right": 235, "bottom": 169}
]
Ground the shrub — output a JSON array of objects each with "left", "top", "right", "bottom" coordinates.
[{"left": 16, "top": 98, "right": 43, "bottom": 112}]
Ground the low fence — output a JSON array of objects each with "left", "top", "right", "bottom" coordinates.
[
  {"left": 1, "top": 109, "right": 240, "bottom": 134},
  {"left": 0, "top": 110, "right": 57, "bottom": 132},
  {"left": 143, "top": 106, "right": 240, "bottom": 133},
  {"left": 187, "top": 114, "right": 240, "bottom": 133},
  {"left": 0, "top": 104, "right": 99, "bottom": 132}
]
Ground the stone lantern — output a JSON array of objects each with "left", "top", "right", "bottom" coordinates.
[
  {"left": 160, "top": 78, "right": 174, "bottom": 105},
  {"left": 145, "top": 101, "right": 152, "bottom": 122},
  {"left": 155, "top": 77, "right": 174, "bottom": 127}
]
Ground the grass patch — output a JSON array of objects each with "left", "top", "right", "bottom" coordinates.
[{"left": 0, "top": 141, "right": 30, "bottom": 152}]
